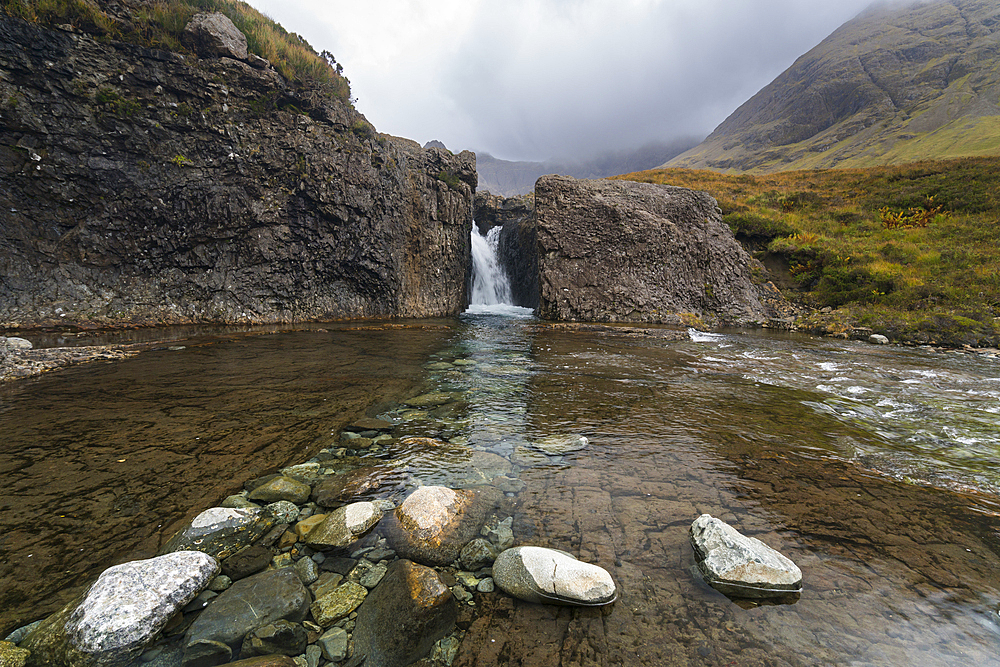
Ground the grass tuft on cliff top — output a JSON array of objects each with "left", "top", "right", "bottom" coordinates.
[
  {"left": 1, "top": 0, "right": 350, "bottom": 101},
  {"left": 615, "top": 157, "right": 1000, "bottom": 346}
]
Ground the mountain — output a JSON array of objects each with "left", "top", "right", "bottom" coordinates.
[
  {"left": 667, "top": 0, "right": 1000, "bottom": 173},
  {"left": 475, "top": 140, "right": 698, "bottom": 196}
]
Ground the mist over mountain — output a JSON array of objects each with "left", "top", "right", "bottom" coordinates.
[
  {"left": 456, "top": 139, "right": 699, "bottom": 196},
  {"left": 668, "top": 0, "right": 1000, "bottom": 172}
]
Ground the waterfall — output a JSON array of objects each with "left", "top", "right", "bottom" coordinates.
[{"left": 469, "top": 226, "right": 513, "bottom": 306}]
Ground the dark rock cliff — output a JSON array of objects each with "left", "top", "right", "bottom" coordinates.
[
  {"left": 0, "top": 17, "right": 475, "bottom": 328},
  {"left": 535, "top": 176, "right": 770, "bottom": 326}
]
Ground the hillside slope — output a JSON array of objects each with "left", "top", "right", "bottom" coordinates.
[{"left": 668, "top": 0, "right": 1000, "bottom": 173}]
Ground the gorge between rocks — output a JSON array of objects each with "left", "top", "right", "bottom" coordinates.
[{"left": 2, "top": 312, "right": 1000, "bottom": 665}]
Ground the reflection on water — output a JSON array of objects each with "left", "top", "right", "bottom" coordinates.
[{"left": 3, "top": 317, "right": 1000, "bottom": 665}]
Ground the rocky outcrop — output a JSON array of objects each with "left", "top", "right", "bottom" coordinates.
[
  {"left": 0, "top": 16, "right": 474, "bottom": 328},
  {"left": 535, "top": 176, "right": 769, "bottom": 326}
]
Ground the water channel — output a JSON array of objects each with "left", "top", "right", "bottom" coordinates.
[{"left": 1, "top": 238, "right": 999, "bottom": 663}]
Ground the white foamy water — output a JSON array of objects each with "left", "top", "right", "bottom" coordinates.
[{"left": 469, "top": 226, "right": 512, "bottom": 307}]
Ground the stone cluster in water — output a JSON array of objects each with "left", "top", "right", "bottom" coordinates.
[{"left": 4, "top": 355, "right": 618, "bottom": 667}]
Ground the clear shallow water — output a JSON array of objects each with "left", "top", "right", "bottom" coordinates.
[{"left": 2, "top": 318, "right": 1000, "bottom": 665}]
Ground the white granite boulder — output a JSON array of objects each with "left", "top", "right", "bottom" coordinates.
[
  {"left": 689, "top": 514, "right": 802, "bottom": 599},
  {"left": 303, "top": 501, "right": 383, "bottom": 549},
  {"left": 493, "top": 546, "right": 617, "bottom": 606},
  {"left": 20, "top": 552, "right": 219, "bottom": 667}
]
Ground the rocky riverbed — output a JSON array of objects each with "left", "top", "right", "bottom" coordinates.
[
  {"left": 3, "top": 359, "right": 620, "bottom": 667},
  {"left": 4, "top": 319, "right": 999, "bottom": 667}
]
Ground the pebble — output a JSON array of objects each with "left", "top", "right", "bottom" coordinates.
[
  {"left": 317, "top": 628, "right": 348, "bottom": 662},
  {"left": 359, "top": 563, "right": 388, "bottom": 589}
]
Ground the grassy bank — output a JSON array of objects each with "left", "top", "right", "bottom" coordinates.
[
  {"left": 1, "top": 0, "right": 350, "bottom": 101},
  {"left": 616, "top": 157, "right": 1000, "bottom": 347}
]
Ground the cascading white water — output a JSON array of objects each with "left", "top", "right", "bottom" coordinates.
[{"left": 469, "top": 226, "right": 513, "bottom": 306}]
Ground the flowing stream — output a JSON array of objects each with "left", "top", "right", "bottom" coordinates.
[{"left": 2, "top": 290, "right": 999, "bottom": 662}]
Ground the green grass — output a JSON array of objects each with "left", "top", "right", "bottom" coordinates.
[
  {"left": 616, "top": 157, "right": 1000, "bottom": 346},
  {"left": 1, "top": 0, "right": 350, "bottom": 101}
]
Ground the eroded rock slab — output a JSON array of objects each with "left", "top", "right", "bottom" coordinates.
[
  {"left": 493, "top": 546, "right": 617, "bottom": 606},
  {"left": 689, "top": 514, "right": 802, "bottom": 599}
]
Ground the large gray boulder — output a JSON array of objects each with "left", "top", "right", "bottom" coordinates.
[
  {"left": 182, "top": 568, "right": 311, "bottom": 667},
  {"left": 689, "top": 514, "right": 802, "bottom": 599},
  {"left": 184, "top": 13, "right": 249, "bottom": 61},
  {"left": 351, "top": 560, "right": 456, "bottom": 667},
  {"left": 493, "top": 546, "right": 617, "bottom": 606},
  {"left": 21, "top": 552, "right": 218, "bottom": 667},
  {"left": 161, "top": 507, "right": 273, "bottom": 560},
  {"left": 385, "top": 486, "right": 502, "bottom": 566},
  {"left": 535, "top": 175, "right": 770, "bottom": 326}
]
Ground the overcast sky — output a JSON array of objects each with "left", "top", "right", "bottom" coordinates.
[{"left": 247, "top": 0, "right": 874, "bottom": 161}]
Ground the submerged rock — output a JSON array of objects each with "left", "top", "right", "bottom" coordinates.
[
  {"left": 493, "top": 546, "right": 617, "bottom": 606},
  {"left": 533, "top": 434, "right": 588, "bottom": 455},
  {"left": 160, "top": 507, "right": 273, "bottom": 560},
  {"left": 459, "top": 538, "right": 498, "bottom": 571},
  {"left": 352, "top": 560, "right": 456, "bottom": 667},
  {"left": 239, "top": 620, "right": 307, "bottom": 658},
  {"left": 402, "top": 392, "right": 454, "bottom": 407},
  {"left": 311, "top": 466, "right": 404, "bottom": 508},
  {"left": 21, "top": 551, "right": 218, "bottom": 667},
  {"left": 689, "top": 514, "right": 802, "bottom": 599},
  {"left": 386, "top": 486, "right": 502, "bottom": 566}
]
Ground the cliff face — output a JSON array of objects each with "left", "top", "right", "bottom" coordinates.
[
  {"left": 535, "top": 176, "right": 768, "bottom": 326},
  {"left": 0, "top": 17, "right": 475, "bottom": 328},
  {"left": 669, "top": 0, "right": 1000, "bottom": 172}
]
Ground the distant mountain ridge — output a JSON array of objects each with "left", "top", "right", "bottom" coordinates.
[
  {"left": 668, "top": 0, "right": 1000, "bottom": 172},
  {"left": 422, "top": 140, "right": 698, "bottom": 196}
]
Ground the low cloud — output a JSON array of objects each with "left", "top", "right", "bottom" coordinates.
[{"left": 249, "top": 0, "right": 873, "bottom": 161}]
